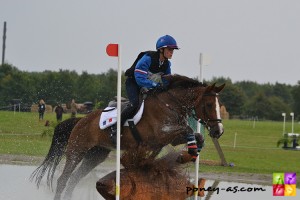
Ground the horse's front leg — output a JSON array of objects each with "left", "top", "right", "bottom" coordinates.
[{"left": 168, "top": 126, "right": 204, "bottom": 163}]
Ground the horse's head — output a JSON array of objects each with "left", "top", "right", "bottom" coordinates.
[
  {"left": 163, "top": 75, "right": 225, "bottom": 138},
  {"left": 195, "top": 83, "right": 225, "bottom": 139}
]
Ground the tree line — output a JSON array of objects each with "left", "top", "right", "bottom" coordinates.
[{"left": 0, "top": 63, "right": 299, "bottom": 121}]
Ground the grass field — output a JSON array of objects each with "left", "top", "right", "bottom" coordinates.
[
  {"left": 0, "top": 111, "right": 299, "bottom": 185},
  {"left": 198, "top": 118, "right": 300, "bottom": 187},
  {"left": 0, "top": 111, "right": 84, "bottom": 156}
]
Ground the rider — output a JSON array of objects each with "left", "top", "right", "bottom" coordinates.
[
  {"left": 110, "top": 35, "right": 201, "bottom": 161},
  {"left": 123, "top": 34, "right": 179, "bottom": 122},
  {"left": 109, "top": 35, "right": 179, "bottom": 143}
]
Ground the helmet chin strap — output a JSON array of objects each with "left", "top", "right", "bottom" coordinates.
[{"left": 160, "top": 48, "right": 168, "bottom": 61}]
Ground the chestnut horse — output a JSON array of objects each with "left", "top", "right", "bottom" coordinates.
[{"left": 31, "top": 74, "right": 225, "bottom": 200}]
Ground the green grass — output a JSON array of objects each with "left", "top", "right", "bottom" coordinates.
[
  {"left": 199, "top": 119, "right": 300, "bottom": 172},
  {"left": 0, "top": 111, "right": 84, "bottom": 155},
  {"left": 0, "top": 134, "right": 52, "bottom": 156},
  {"left": 0, "top": 111, "right": 52, "bottom": 134}
]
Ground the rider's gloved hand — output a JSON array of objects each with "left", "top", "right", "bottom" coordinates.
[
  {"left": 154, "top": 82, "right": 165, "bottom": 91},
  {"left": 140, "top": 87, "right": 149, "bottom": 94}
]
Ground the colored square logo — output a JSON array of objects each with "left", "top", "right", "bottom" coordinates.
[
  {"left": 285, "top": 173, "right": 297, "bottom": 184},
  {"left": 273, "top": 172, "right": 297, "bottom": 197},
  {"left": 273, "top": 184, "right": 284, "bottom": 196},
  {"left": 273, "top": 173, "right": 284, "bottom": 184},
  {"left": 285, "top": 184, "right": 296, "bottom": 196}
]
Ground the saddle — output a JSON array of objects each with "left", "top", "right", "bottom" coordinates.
[{"left": 99, "top": 97, "right": 145, "bottom": 130}]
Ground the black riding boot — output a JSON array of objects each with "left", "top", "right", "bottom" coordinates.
[
  {"left": 109, "top": 104, "right": 137, "bottom": 145},
  {"left": 121, "top": 104, "right": 137, "bottom": 125}
]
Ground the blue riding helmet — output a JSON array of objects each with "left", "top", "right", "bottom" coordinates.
[{"left": 156, "top": 35, "right": 179, "bottom": 50}]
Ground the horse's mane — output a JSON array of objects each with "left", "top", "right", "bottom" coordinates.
[{"left": 165, "top": 74, "right": 207, "bottom": 89}]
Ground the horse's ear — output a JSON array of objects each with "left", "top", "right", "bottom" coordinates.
[
  {"left": 214, "top": 83, "right": 226, "bottom": 93},
  {"left": 205, "top": 83, "right": 216, "bottom": 93}
]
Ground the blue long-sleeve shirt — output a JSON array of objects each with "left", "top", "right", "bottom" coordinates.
[{"left": 134, "top": 54, "right": 171, "bottom": 89}]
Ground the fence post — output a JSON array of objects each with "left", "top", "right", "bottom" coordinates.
[{"left": 233, "top": 132, "right": 237, "bottom": 148}]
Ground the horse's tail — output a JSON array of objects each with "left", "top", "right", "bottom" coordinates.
[{"left": 30, "top": 117, "right": 81, "bottom": 189}]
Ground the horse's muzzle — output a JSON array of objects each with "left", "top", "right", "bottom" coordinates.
[{"left": 209, "top": 122, "right": 224, "bottom": 139}]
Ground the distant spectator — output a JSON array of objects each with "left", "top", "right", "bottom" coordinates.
[
  {"left": 70, "top": 99, "right": 78, "bottom": 118},
  {"left": 38, "top": 99, "right": 46, "bottom": 121},
  {"left": 55, "top": 103, "right": 64, "bottom": 122}
]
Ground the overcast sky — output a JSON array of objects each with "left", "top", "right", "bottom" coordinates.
[{"left": 1, "top": 0, "right": 300, "bottom": 85}]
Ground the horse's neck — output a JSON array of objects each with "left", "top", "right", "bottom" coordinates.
[
  {"left": 145, "top": 89, "right": 194, "bottom": 119},
  {"left": 164, "top": 88, "right": 199, "bottom": 109}
]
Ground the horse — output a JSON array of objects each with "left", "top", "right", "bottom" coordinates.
[{"left": 31, "top": 74, "right": 225, "bottom": 200}]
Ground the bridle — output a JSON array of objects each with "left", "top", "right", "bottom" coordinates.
[{"left": 191, "top": 93, "right": 222, "bottom": 129}]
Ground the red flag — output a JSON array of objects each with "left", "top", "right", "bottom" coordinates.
[{"left": 106, "top": 43, "right": 119, "bottom": 57}]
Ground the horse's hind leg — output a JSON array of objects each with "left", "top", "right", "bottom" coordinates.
[
  {"left": 54, "top": 151, "right": 85, "bottom": 200},
  {"left": 64, "top": 146, "right": 111, "bottom": 200}
]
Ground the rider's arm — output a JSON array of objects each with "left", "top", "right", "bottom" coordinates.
[{"left": 134, "top": 55, "right": 159, "bottom": 89}]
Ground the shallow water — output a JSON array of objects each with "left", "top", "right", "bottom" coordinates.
[
  {"left": 0, "top": 164, "right": 107, "bottom": 200},
  {"left": 0, "top": 164, "right": 298, "bottom": 200}
]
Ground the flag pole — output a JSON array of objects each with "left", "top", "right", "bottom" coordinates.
[
  {"left": 116, "top": 44, "right": 122, "bottom": 200},
  {"left": 106, "top": 43, "right": 121, "bottom": 199},
  {"left": 194, "top": 53, "right": 203, "bottom": 199}
]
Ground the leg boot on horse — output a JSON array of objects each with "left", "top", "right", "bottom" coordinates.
[
  {"left": 186, "top": 132, "right": 199, "bottom": 162},
  {"left": 176, "top": 132, "right": 205, "bottom": 163}
]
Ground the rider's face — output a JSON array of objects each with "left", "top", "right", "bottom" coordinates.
[{"left": 163, "top": 47, "right": 174, "bottom": 59}]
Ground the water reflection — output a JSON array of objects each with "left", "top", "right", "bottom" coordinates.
[{"left": 0, "top": 164, "right": 298, "bottom": 200}]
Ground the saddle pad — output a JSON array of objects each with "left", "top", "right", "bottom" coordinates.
[
  {"left": 99, "top": 101, "right": 144, "bottom": 129},
  {"left": 99, "top": 107, "right": 117, "bottom": 129}
]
